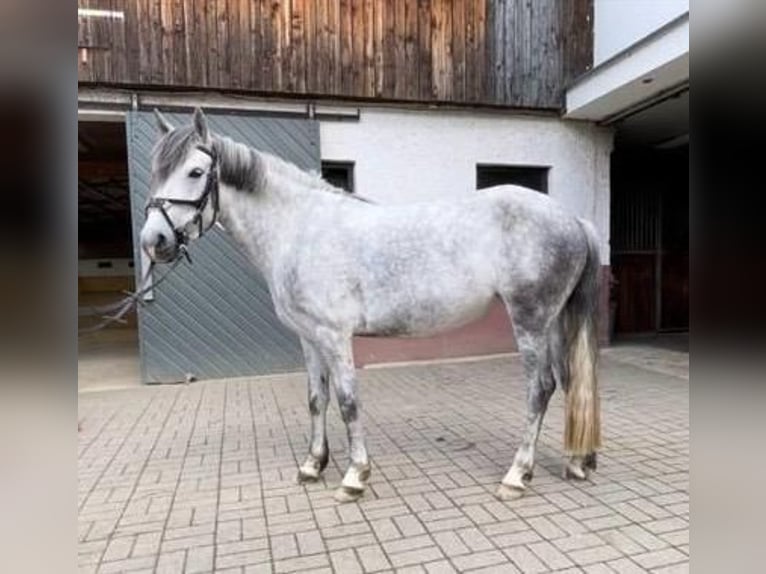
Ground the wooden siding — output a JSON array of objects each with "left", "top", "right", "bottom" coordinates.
[{"left": 78, "top": 0, "right": 593, "bottom": 109}]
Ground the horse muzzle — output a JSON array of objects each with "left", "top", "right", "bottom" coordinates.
[{"left": 140, "top": 225, "right": 179, "bottom": 263}]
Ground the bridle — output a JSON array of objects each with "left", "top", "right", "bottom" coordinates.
[{"left": 144, "top": 144, "right": 220, "bottom": 254}]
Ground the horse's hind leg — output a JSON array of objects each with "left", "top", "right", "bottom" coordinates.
[
  {"left": 496, "top": 294, "right": 559, "bottom": 501},
  {"left": 496, "top": 331, "right": 556, "bottom": 500},
  {"left": 297, "top": 339, "right": 331, "bottom": 483}
]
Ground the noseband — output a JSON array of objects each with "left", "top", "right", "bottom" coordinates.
[{"left": 145, "top": 144, "right": 220, "bottom": 251}]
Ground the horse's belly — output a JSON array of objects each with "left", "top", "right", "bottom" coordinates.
[{"left": 357, "top": 290, "right": 496, "bottom": 338}]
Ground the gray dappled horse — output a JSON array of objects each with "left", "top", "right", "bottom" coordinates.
[{"left": 140, "top": 109, "right": 601, "bottom": 503}]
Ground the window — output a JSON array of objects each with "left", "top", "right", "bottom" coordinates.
[
  {"left": 476, "top": 164, "right": 549, "bottom": 194},
  {"left": 321, "top": 161, "right": 355, "bottom": 193}
]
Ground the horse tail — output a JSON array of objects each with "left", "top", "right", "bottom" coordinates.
[{"left": 561, "top": 218, "right": 602, "bottom": 456}]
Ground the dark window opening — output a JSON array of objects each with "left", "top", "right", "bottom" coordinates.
[
  {"left": 476, "top": 164, "right": 549, "bottom": 193},
  {"left": 322, "top": 161, "right": 355, "bottom": 193}
]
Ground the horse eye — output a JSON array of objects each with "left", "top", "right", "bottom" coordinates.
[{"left": 189, "top": 168, "right": 204, "bottom": 179}]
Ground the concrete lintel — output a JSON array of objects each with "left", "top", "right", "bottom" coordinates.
[{"left": 565, "top": 13, "right": 689, "bottom": 122}]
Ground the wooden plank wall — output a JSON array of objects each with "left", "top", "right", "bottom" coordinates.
[{"left": 78, "top": 0, "right": 593, "bottom": 110}]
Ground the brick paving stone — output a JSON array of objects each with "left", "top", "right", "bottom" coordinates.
[
  {"left": 186, "top": 545, "right": 215, "bottom": 573},
  {"left": 217, "top": 538, "right": 269, "bottom": 556},
  {"left": 658, "top": 530, "right": 688, "bottom": 548},
  {"left": 630, "top": 548, "right": 687, "bottom": 570},
  {"left": 383, "top": 534, "right": 435, "bottom": 555},
  {"left": 216, "top": 550, "right": 272, "bottom": 570},
  {"left": 482, "top": 520, "right": 528, "bottom": 537},
  {"left": 464, "top": 565, "right": 521, "bottom": 574},
  {"left": 273, "top": 553, "right": 330, "bottom": 573},
  {"left": 543, "top": 492, "right": 582, "bottom": 511},
  {"left": 583, "top": 513, "right": 633, "bottom": 532},
  {"left": 462, "top": 504, "right": 496, "bottom": 525},
  {"left": 651, "top": 563, "right": 689, "bottom": 574},
  {"left": 79, "top": 350, "right": 688, "bottom": 574},
  {"left": 295, "top": 530, "right": 325, "bottom": 556},
  {"left": 528, "top": 540, "right": 575, "bottom": 570},
  {"left": 642, "top": 518, "right": 687, "bottom": 535},
  {"left": 156, "top": 550, "right": 185, "bottom": 573},
  {"left": 425, "top": 516, "right": 474, "bottom": 533},
  {"left": 217, "top": 520, "right": 244, "bottom": 543},
  {"left": 452, "top": 549, "right": 509, "bottom": 571},
  {"left": 330, "top": 549, "right": 364, "bottom": 574},
  {"left": 161, "top": 534, "right": 215, "bottom": 553},
  {"left": 357, "top": 544, "right": 392, "bottom": 572},
  {"left": 597, "top": 529, "right": 644, "bottom": 555},
  {"left": 503, "top": 546, "right": 548, "bottom": 573},
  {"left": 457, "top": 527, "right": 495, "bottom": 552},
  {"left": 567, "top": 545, "right": 623, "bottom": 566},
  {"left": 371, "top": 518, "right": 403, "bottom": 541},
  {"left": 617, "top": 526, "right": 668, "bottom": 551},
  {"left": 605, "top": 557, "right": 648, "bottom": 574},
  {"left": 548, "top": 515, "right": 588, "bottom": 537},
  {"left": 491, "top": 529, "right": 543, "bottom": 549},
  {"left": 552, "top": 533, "right": 603, "bottom": 553},
  {"left": 423, "top": 560, "right": 459, "bottom": 574},
  {"left": 244, "top": 563, "right": 274, "bottom": 574},
  {"left": 395, "top": 514, "right": 427, "bottom": 536},
  {"left": 97, "top": 556, "right": 157, "bottom": 573},
  {"left": 526, "top": 516, "right": 568, "bottom": 540},
  {"left": 433, "top": 531, "right": 471, "bottom": 557},
  {"left": 326, "top": 533, "right": 378, "bottom": 551},
  {"left": 102, "top": 536, "right": 134, "bottom": 562},
  {"left": 388, "top": 546, "right": 444, "bottom": 568}
]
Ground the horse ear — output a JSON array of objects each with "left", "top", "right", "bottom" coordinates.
[
  {"left": 153, "top": 109, "right": 173, "bottom": 134},
  {"left": 193, "top": 107, "right": 209, "bottom": 141}
]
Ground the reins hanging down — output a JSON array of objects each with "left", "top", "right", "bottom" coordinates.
[{"left": 78, "top": 252, "right": 187, "bottom": 336}]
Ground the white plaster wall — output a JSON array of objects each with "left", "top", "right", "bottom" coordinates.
[
  {"left": 595, "top": 0, "right": 689, "bottom": 65},
  {"left": 320, "top": 108, "right": 614, "bottom": 264}
]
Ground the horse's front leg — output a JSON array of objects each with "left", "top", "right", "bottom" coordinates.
[
  {"left": 297, "top": 339, "right": 330, "bottom": 482},
  {"left": 320, "top": 338, "right": 371, "bottom": 503}
]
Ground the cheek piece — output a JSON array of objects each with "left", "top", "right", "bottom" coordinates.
[{"left": 145, "top": 144, "right": 220, "bottom": 262}]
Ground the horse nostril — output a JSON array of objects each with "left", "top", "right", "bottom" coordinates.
[{"left": 155, "top": 233, "right": 167, "bottom": 248}]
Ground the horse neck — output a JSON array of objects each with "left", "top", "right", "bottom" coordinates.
[{"left": 212, "top": 137, "right": 319, "bottom": 276}]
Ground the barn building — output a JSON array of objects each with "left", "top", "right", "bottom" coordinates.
[{"left": 78, "top": 1, "right": 688, "bottom": 385}]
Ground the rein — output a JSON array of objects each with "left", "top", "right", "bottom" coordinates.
[
  {"left": 78, "top": 251, "right": 187, "bottom": 336},
  {"left": 79, "top": 145, "right": 219, "bottom": 337}
]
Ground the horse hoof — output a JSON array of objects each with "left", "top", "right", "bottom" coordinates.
[
  {"left": 564, "top": 462, "right": 589, "bottom": 481},
  {"left": 297, "top": 468, "right": 320, "bottom": 483},
  {"left": 495, "top": 483, "right": 525, "bottom": 501},
  {"left": 298, "top": 464, "right": 320, "bottom": 484},
  {"left": 334, "top": 486, "right": 364, "bottom": 503}
]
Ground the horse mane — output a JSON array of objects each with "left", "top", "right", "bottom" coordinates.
[
  {"left": 215, "top": 135, "right": 374, "bottom": 203},
  {"left": 257, "top": 149, "right": 344, "bottom": 195},
  {"left": 153, "top": 126, "right": 372, "bottom": 203}
]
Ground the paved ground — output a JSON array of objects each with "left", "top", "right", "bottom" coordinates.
[
  {"left": 79, "top": 329, "right": 142, "bottom": 393},
  {"left": 79, "top": 344, "right": 688, "bottom": 574}
]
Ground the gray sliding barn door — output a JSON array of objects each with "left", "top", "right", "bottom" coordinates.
[{"left": 126, "top": 110, "right": 316, "bottom": 383}]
